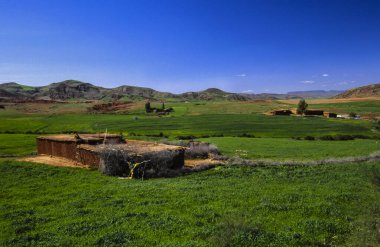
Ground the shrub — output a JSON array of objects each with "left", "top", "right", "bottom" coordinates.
[
  {"left": 200, "top": 135, "right": 210, "bottom": 138},
  {"left": 319, "top": 135, "right": 355, "bottom": 141},
  {"left": 145, "top": 101, "right": 151, "bottom": 113},
  {"left": 375, "top": 120, "right": 380, "bottom": 131},
  {"left": 162, "top": 140, "right": 189, "bottom": 147},
  {"left": 372, "top": 169, "right": 380, "bottom": 187},
  {"left": 237, "top": 133, "right": 255, "bottom": 138},
  {"left": 185, "top": 142, "right": 219, "bottom": 159},
  {"left": 334, "top": 135, "right": 354, "bottom": 141},
  {"left": 211, "top": 133, "right": 224, "bottom": 137},
  {"left": 319, "top": 135, "right": 334, "bottom": 141},
  {"left": 351, "top": 134, "right": 371, "bottom": 139},
  {"left": 176, "top": 135, "right": 196, "bottom": 140},
  {"left": 304, "top": 136, "right": 315, "bottom": 141}
]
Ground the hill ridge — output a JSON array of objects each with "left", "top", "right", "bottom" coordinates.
[
  {"left": 0, "top": 80, "right": 354, "bottom": 101},
  {"left": 334, "top": 84, "right": 380, "bottom": 98}
]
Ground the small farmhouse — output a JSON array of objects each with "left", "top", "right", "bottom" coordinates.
[
  {"left": 37, "top": 134, "right": 123, "bottom": 161},
  {"left": 36, "top": 134, "right": 186, "bottom": 178},
  {"left": 270, "top": 109, "right": 293, "bottom": 116},
  {"left": 324, "top": 112, "right": 337, "bottom": 118},
  {"left": 304, "top": 110, "right": 324, "bottom": 116}
]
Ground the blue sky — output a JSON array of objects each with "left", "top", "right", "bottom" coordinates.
[{"left": 0, "top": 0, "right": 379, "bottom": 93}]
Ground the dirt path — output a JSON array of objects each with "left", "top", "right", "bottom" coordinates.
[
  {"left": 184, "top": 159, "right": 222, "bottom": 168},
  {"left": 18, "top": 155, "right": 89, "bottom": 168}
]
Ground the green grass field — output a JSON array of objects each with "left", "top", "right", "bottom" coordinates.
[
  {"left": 0, "top": 113, "right": 377, "bottom": 138},
  {"left": 0, "top": 134, "right": 38, "bottom": 157},
  {"left": 200, "top": 137, "right": 380, "bottom": 160},
  {"left": 1, "top": 99, "right": 380, "bottom": 246},
  {"left": 0, "top": 160, "right": 379, "bottom": 246}
]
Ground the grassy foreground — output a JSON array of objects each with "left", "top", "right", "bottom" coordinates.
[{"left": 0, "top": 160, "right": 379, "bottom": 246}]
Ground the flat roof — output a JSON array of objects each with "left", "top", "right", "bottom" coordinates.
[
  {"left": 80, "top": 140, "right": 185, "bottom": 154},
  {"left": 37, "top": 134, "right": 122, "bottom": 142}
]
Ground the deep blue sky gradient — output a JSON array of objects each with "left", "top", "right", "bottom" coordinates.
[{"left": 0, "top": 0, "right": 379, "bottom": 93}]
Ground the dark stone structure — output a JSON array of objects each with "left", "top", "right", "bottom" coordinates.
[
  {"left": 270, "top": 109, "right": 293, "bottom": 116},
  {"left": 324, "top": 112, "right": 337, "bottom": 118},
  {"left": 304, "top": 110, "right": 324, "bottom": 116}
]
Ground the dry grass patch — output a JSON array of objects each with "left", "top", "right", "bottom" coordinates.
[{"left": 18, "top": 155, "right": 89, "bottom": 168}]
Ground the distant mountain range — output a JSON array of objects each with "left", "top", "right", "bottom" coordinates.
[{"left": 0, "top": 80, "right": 359, "bottom": 102}]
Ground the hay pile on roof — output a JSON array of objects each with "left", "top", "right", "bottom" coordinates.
[{"left": 91, "top": 140, "right": 186, "bottom": 178}]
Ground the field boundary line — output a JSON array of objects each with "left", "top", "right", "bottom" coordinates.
[{"left": 216, "top": 150, "right": 380, "bottom": 167}]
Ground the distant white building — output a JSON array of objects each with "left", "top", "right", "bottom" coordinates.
[{"left": 337, "top": 114, "right": 350, "bottom": 119}]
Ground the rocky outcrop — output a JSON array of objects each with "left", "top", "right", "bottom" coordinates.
[{"left": 47, "top": 80, "right": 104, "bottom": 100}]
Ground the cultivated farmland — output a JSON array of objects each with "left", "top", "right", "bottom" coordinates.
[{"left": 0, "top": 98, "right": 380, "bottom": 246}]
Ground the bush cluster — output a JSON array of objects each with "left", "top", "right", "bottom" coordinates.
[
  {"left": 302, "top": 134, "right": 376, "bottom": 141},
  {"left": 304, "top": 136, "right": 315, "bottom": 141},
  {"left": 185, "top": 142, "right": 220, "bottom": 159},
  {"left": 319, "top": 135, "right": 355, "bottom": 141},
  {"left": 237, "top": 133, "right": 255, "bottom": 138},
  {"left": 162, "top": 140, "right": 220, "bottom": 159}
]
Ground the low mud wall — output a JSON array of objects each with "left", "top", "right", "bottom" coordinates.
[
  {"left": 77, "top": 146, "right": 101, "bottom": 167},
  {"left": 37, "top": 139, "right": 77, "bottom": 160}
]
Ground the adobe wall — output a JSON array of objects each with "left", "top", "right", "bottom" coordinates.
[
  {"left": 77, "top": 146, "right": 101, "bottom": 167},
  {"left": 37, "top": 138, "right": 77, "bottom": 160}
]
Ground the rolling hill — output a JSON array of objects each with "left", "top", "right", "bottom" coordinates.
[
  {"left": 0, "top": 80, "right": 255, "bottom": 101},
  {"left": 334, "top": 84, "right": 380, "bottom": 98},
  {"left": 287, "top": 90, "right": 344, "bottom": 99},
  {"left": 0, "top": 80, "right": 353, "bottom": 102}
]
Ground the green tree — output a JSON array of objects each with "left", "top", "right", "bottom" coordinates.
[
  {"left": 145, "top": 101, "right": 151, "bottom": 113},
  {"left": 297, "top": 99, "right": 308, "bottom": 115}
]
